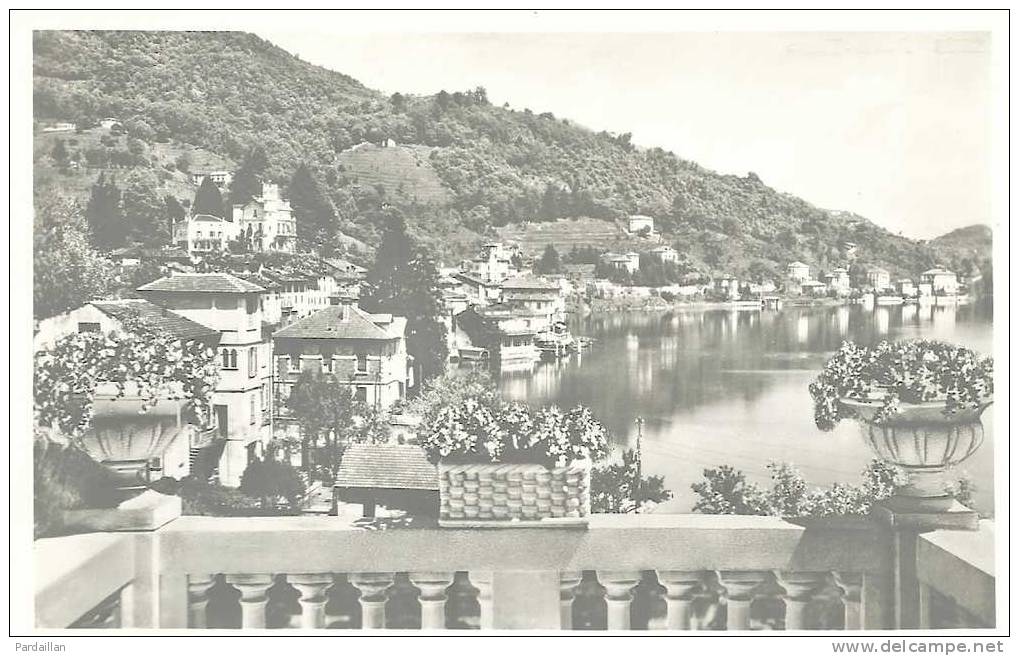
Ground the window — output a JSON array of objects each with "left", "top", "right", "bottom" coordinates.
[
  {"left": 356, "top": 353, "right": 368, "bottom": 373},
  {"left": 221, "top": 348, "right": 238, "bottom": 370},
  {"left": 355, "top": 387, "right": 368, "bottom": 404},
  {"left": 249, "top": 395, "right": 256, "bottom": 425},
  {"left": 77, "top": 322, "right": 101, "bottom": 333},
  {"left": 288, "top": 354, "right": 302, "bottom": 373},
  {"left": 248, "top": 347, "right": 257, "bottom": 378}
]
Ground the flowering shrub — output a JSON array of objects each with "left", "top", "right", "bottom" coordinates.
[
  {"left": 34, "top": 317, "right": 220, "bottom": 436},
  {"left": 809, "top": 340, "right": 994, "bottom": 431},
  {"left": 418, "top": 394, "right": 609, "bottom": 467}
]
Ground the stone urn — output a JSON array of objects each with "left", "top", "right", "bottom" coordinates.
[
  {"left": 77, "top": 382, "right": 200, "bottom": 494},
  {"left": 840, "top": 398, "right": 991, "bottom": 513}
]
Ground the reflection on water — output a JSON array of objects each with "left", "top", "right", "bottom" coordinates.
[{"left": 498, "top": 301, "right": 995, "bottom": 514}]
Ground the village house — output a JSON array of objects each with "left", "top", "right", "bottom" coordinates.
[
  {"left": 189, "top": 169, "right": 233, "bottom": 189},
  {"left": 461, "top": 242, "right": 519, "bottom": 283},
  {"left": 920, "top": 267, "right": 960, "bottom": 296},
  {"left": 272, "top": 299, "right": 413, "bottom": 426},
  {"left": 799, "top": 280, "right": 829, "bottom": 297},
  {"left": 627, "top": 214, "right": 655, "bottom": 235},
  {"left": 895, "top": 279, "right": 917, "bottom": 297},
  {"left": 649, "top": 245, "right": 679, "bottom": 264},
  {"left": 562, "top": 263, "right": 597, "bottom": 286},
  {"left": 822, "top": 267, "right": 852, "bottom": 296},
  {"left": 136, "top": 273, "right": 274, "bottom": 487},
  {"left": 453, "top": 270, "right": 504, "bottom": 306},
  {"left": 601, "top": 252, "right": 641, "bottom": 275},
  {"left": 867, "top": 267, "right": 891, "bottom": 292},
  {"left": 499, "top": 274, "right": 565, "bottom": 327},
  {"left": 786, "top": 261, "right": 811, "bottom": 282},
  {"left": 174, "top": 213, "right": 240, "bottom": 256},
  {"left": 232, "top": 183, "right": 297, "bottom": 254},
  {"left": 713, "top": 274, "right": 741, "bottom": 300},
  {"left": 453, "top": 304, "right": 544, "bottom": 363}
]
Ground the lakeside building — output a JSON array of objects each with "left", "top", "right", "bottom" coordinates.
[
  {"left": 786, "top": 261, "right": 810, "bottom": 282},
  {"left": 136, "top": 273, "right": 274, "bottom": 487},
  {"left": 713, "top": 274, "right": 741, "bottom": 300},
  {"left": 822, "top": 267, "right": 852, "bottom": 296},
  {"left": 499, "top": 274, "right": 565, "bottom": 324},
  {"left": 920, "top": 268, "right": 960, "bottom": 296},
  {"left": 867, "top": 267, "right": 891, "bottom": 292},
  {"left": 232, "top": 183, "right": 297, "bottom": 254},
  {"left": 799, "top": 280, "right": 828, "bottom": 297},
  {"left": 272, "top": 299, "right": 413, "bottom": 430},
  {"left": 453, "top": 303, "right": 545, "bottom": 363},
  {"left": 895, "top": 279, "right": 917, "bottom": 297}
]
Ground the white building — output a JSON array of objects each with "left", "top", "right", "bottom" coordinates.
[
  {"left": 649, "top": 245, "right": 679, "bottom": 264},
  {"left": 867, "top": 267, "right": 891, "bottom": 292},
  {"left": 627, "top": 215, "right": 655, "bottom": 235},
  {"left": 190, "top": 170, "right": 233, "bottom": 189},
  {"left": 920, "top": 268, "right": 959, "bottom": 296},
  {"left": 462, "top": 242, "right": 518, "bottom": 284},
  {"left": 137, "top": 273, "right": 273, "bottom": 487},
  {"left": 787, "top": 261, "right": 811, "bottom": 282},
  {"left": 175, "top": 214, "right": 240, "bottom": 255},
  {"left": 601, "top": 252, "right": 641, "bottom": 275},
  {"left": 823, "top": 267, "right": 851, "bottom": 296},
  {"left": 232, "top": 183, "right": 297, "bottom": 254}
]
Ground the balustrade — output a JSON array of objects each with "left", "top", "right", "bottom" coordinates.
[{"left": 32, "top": 514, "right": 995, "bottom": 632}]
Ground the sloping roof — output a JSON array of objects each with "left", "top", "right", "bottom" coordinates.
[
  {"left": 335, "top": 444, "right": 438, "bottom": 491},
  {"left": 501, "top": 275, "right": 559, "bottom": 290},
  {"left": 137, "top": 273, "right": 264, "bottom": 294},
  {"left": 321, "top": 257, "right": 367, "bottom": 275},
  {"left": 922, "top": 268, "right": 956, "bottom": 276},
  {"left": 191, "top": 213, "right": 230, "bottom": 223},
  {"left": 90, "top": 299, "right": 219, "bottom": 342},
  {"left": 273, "top": 304, "right": 404, "bottom": 340},
  {"left": 788, "top": 261, "right": 809, "bottom": 268}
]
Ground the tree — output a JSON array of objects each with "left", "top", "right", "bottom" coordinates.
[
  {"left": 289, "top": 164, "right": 338, "bottom": 251},
  {"left": 122, "top": 170, "right": 169, "bottom": 247},
  {"left": 361, "top": 210, "right": 449, "bottom": 382},
  {"left": 591, "top": 449, "right": 672, "bottom": 513},
  {"left": 192, "top": 177, "right": 225, "bottom": 218},
  {"left": 229, "top": 145, "right": 268, "bottom": 206},
  {"left": 51, "top": 139, "right": 70, "bottom": 168},
  {"left": 84, "top": 173, "right": 126, "bottom": 251},
  {"left": 534, "top": 243, "right": 562, "bottom": 274},
  {"left": 164, "top": 195, "right": 187, "bottom": 237},
  {"left": 34, "top": 197, "right": 114, "bottom": 320},
  {"left": 239, "top": 458, "right": 306, "bottom": 511}
]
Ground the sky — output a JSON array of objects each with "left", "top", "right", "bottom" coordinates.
[{"left": 261, "top": 30, "right": 992, "bottom": 240}]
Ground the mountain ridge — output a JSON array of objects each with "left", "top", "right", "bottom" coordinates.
[{"left": 32, "top": 30, "right": 986, "bottom": 277}]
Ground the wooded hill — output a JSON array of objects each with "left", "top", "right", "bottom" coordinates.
[{"left": 33, "top": 30, "right": 988, "bottom": 277}]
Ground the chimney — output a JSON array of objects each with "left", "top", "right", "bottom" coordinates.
[{"left": 338, "top": 293, "right": 357, "bottom": 321}]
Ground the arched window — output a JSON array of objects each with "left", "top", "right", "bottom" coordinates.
[{"left": 222, "top": 348, "right": 238, "bottom": 370}]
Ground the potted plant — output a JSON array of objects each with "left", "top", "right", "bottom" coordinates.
[
  {"left": 418, "top": 393, "right": 608, "bottom": 527},
  {"left": 34, "top": 318, "right": 219, "bottom": 526},
  {"left": 809, "top": 340, "right": 993, "bottom": 511}
]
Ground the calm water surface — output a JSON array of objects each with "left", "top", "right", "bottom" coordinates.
[{"left": 498, "top": 301, "right": 995, "bottom": 514}]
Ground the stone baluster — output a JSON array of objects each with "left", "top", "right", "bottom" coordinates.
[
  {"left": 470, "top": 571, "right": 494, "bottom": 630},
  {"left": 832, "top": 571, "right": 863, "bottom": 630},
  {"left": 186, "top": 574, "right": 216, "bottom": 629},
  {"left": 289, "top": 573, "right": 334, "bottom": 629},
  {"left": 775, "top": 571, "right": 827, "bottom": 630},
  {"left": 224, "top": 574, "right": 274, "bottom": 629},
  {"left": 656, "top": 570, "right": 703, "bottom": 630},
  {"left": 716, "top": 571, "right": 768, "bottom": 630},
  {"left": 559, "top": 571, "right": 583, "bottom": 630},
  {"left": 597, "top": 571, "right": 641, "bottom": 630},
  {"left": 409, "top": 572, "right": 455, "bottom": 630},
  {"left": 350, "top": 573, "right": 395, "bottom": 629}
]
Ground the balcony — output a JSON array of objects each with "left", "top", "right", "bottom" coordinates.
[{"left": 34, "top": 513, "right": 995, "bottom": 631}]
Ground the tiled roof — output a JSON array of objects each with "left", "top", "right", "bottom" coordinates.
[
  {"left": 137, "top": 273, "right": 264, "bottom": 294},
  {"left": 273, "top": 304, "right": 404, "bottom": 340},
  {"left": 335, "top": 444, "right": 438, "bottom": 491},
  {"left": 191, "top": 213, "right": 230, "bottom": 223},
  {"left": 91, "top": 299, "right": 219, "bottom": 341},
  {"left": 501, "top": 275, "right": 559, "bottom": 290}
]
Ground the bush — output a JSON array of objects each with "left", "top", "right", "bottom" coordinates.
[
  {"left": 591, "top": 449, "right": 672, "bottom": 513},
  {"left": 239, "top": 458, "right": 306, "bottom": 511},
  {"left": 34, "top": 428, "right": 120, "bottom": 538}
]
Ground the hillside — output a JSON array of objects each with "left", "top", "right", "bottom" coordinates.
[
  {"left": 931, "top": 224, "right": 993, "bottom": 261},
  {"left": 32, "top": 30, "right": 966, "bottom": 275}
]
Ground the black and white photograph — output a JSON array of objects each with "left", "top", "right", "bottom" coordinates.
[{"left": 9, "top": 8, "right": 1009, "bottom": 645}]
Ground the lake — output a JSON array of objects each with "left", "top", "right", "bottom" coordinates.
[{"left": 498, "top": 301, "right": 995, "bottom": 514}]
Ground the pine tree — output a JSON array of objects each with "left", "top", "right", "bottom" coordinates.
[
  {"left": 228, "top": 146, "right": 268, "bottom": 206},
  {"left": 122, "top": 171, "right": 169, "bottom": 247},
  {"left": 84, "top": 173, "right": 126, "bottom": 251},
  {"left": 288, "top": 164, "right": 338, "bottom": 252},
  {"left": 534, "top": 243, "right": 562, "bottom": 274},
  {"left": 192, "top": 177, "right": 225, "bottom": 218},
  {"left": 361, "top": 210, "right": 448, "bottom": 382}
]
